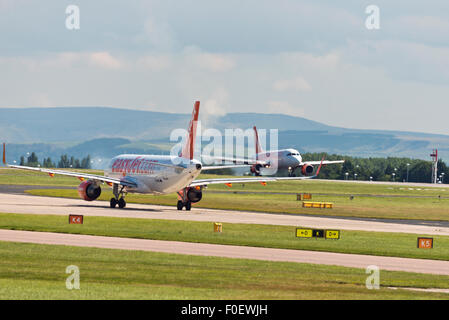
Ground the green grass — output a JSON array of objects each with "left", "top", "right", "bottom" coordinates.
[
  {"left": 4, "top": 168, "right": 449, "bottom": 220},
  {"left": 1, "top": 212, "right": 449, "bottom": 261},
  {"left": 26, "top": 187, "right": 449, "bottom": 221},
  {"left": 3, "top": 168, "right": 449, "bottom": 196},
  {"left": 1, "top": 241, "right": 449, "bottom": 299},
  {"left": 0, "top": 168, "right": 104, "bottom": 186}
]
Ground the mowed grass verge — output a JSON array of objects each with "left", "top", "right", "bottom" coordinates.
[
  {"left": 4, "top": 168, "right": 449, "bottom": 220},
  {"left": 4, "top": 168, "right": 449, "bottom": 197},
  {"left": 1, "top": 241, "right": 449, "bottom": 299},
  {"left": 26, "top": 187, "right": 449, "bottom": 221},
  {"left": 0, "top": 168, "right": 104, "bottom": 186},
  {"left": 1, "top": 212, "right": 449, "bottom": 261}
]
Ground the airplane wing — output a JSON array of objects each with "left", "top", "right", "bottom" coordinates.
[
  {"left": 201, "top": 155, "right": 268, "bottom": 166},
  {"left": 301, "top": 160, "right": 344, "bottom": 166},
  {"left": 191, "top": 158, "right": 325, "bottom": 187},
  {"left": 2, "top": 143, "right": 137, "bottom": 187},
  {"left": 6, "top": 164, "right": 138, "bottom": 188},
  {"left": 201, "top": 164, "right": 251, "bottom": 171},
  {"left": 189, "top": 174, "right": 318, "bottom": 187}
]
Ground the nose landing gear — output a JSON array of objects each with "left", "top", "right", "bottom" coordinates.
[{"left": 288, "top": 166, "right": 297, "bottom": 177}]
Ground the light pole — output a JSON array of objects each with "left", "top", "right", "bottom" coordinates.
[
  {"left": 406, "top": 163, "right": 410, "bottom": 182},
  {"left": 345, "top": 172, "right": 349, "bottom": 180},
  {"left": 354, "top": 173, "right": 357, "bottom": 180},
  {"left": 392, "top": 172, "right": 396, "bottom": 182},
  {"left": 442, "top": 172, "right": 446, "bottom": 184}
]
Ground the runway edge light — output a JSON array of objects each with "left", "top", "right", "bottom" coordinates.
[{"left": 214, "top": 222, "right": 222, "bottom": 233}]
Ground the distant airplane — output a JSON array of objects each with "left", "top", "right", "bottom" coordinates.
[
  {"left": 2, "top": 101, "right": 323, "bottom": 211},
  {"left": 204, "top": 126, "right": 344, "bottom": 177}
]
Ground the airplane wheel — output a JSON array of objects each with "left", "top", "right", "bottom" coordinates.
[
  {"left": 110, "top": 198, "right": 117, "bottom": 208},
  {"left": 177, "top": 200, "right": 183, "bottom": 211},
  {"left": 118, "top": 198, "right": 126, "bottom": 209},
  {"left": 185, "top": 202, "right": 192, "bottom": 211}
]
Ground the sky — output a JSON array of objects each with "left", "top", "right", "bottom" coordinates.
[{"left": 1, "top": 1, "right": 449, "bottom": 134}]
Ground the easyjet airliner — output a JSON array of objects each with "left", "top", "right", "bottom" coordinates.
[
  {"left": 204, "top": 126, "right": 344, "bottom": 177},
  {"left": 2, "top": 101, "right": 323, "bottom": 210}
]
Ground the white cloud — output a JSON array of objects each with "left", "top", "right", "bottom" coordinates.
[
  {"left": 29, "top": 92, "right": 53, "bottom": 107},
  {"left": 137, "top": 55, "right": 172, "bottom": 71},
  {"left": 273, "top": 77, "right": 311, "bottom": 92},
  {"left": 278, "top": 52, "right": 340, "bottom": 71},
  {"left": 196, "top": 53, "right": 235, "bottom": 72},
  {"left": 133, "top": 18, "right": 177, "bottom": 51},
  {"left": 88, "top": 52, "right": 123, "bottom": 70}
]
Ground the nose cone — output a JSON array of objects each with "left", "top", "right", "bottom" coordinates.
[{"left": 295, "top": 154, "right": 302, "bottom": 165}]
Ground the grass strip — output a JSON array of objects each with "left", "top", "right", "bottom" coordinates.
[
  {"left": 0, "top": 212, "right": 448, "bottom": 261},
  {"left": 0, "top": 241, "right": 449, "bottom": 299}
]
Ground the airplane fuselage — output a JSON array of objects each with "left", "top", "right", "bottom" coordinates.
[
  {"left": 254, "top": 148, "right": 303, "bottom": 175},
  {"left": 105, "top": 155, "right": 202, "bottom": 194}
]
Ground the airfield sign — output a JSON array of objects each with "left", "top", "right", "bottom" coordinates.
[{"left": 296, "top": 228, "right": 340, "bottom": 240}]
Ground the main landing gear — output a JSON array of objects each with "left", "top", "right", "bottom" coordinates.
[
  {"left": 110, "top": 184, "right": 126, "bottom": 209},
  {"left": 177, "top": 200, "right": 192, "bottom": 211},
  {"left": 176, "top": 188, "right": 192, "bottom": 211}
]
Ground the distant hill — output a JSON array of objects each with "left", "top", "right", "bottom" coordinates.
[{"left": 1, "top": 107, "right": 449, "bottom": 163}]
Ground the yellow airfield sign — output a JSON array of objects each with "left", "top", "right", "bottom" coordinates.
[
  {"left": 296, "top": 228, "right": 313, "bottom": 238},
  {"left": 325, "top": 230, "right": 340, "bottom": 239},
  {"left": 296, "top": 228, "right": 340, "bottom": 240}
]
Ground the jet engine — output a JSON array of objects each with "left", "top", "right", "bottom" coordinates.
[
  {"left": 77, "top": 180, "right": 101, "bottom": 201},
  {"left": 301, "top": 164, "right": 314, "bottom": 176},
  {"left": 250, "top": 164, "right": 263, "bottom": 176},
  {"left": 186, "top": 187, "right": 202, "bottom": 203}
]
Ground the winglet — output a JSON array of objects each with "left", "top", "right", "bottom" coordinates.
[
  {"left": 2, "top": 143, "right": 6, "bottom": 165},
  {"left": 315, "top": 156, "right": 325, "bottom": 176}
]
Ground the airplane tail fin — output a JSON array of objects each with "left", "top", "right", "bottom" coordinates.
[
  {"left": 315, "top": 156, "right": 325, "bottom": 176},
  {"left": 180, "top": 101, "right": 200, "bottom": 160},
  {"left": 253, "top": 126, "right": 264, "bottom": 160},
  {"left": 2, "top": 143, "right": 6, "bottom": 165}
]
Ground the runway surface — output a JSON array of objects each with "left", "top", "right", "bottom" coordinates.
[
  {"left": 1, "top": 193, "right": 449, "bottom": 236},
  {"left": 1, "top": 229, "right": 449, "bottom": 275}
]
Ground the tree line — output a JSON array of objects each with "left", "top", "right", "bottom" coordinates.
[
  {"left": 19, "top": 153, "right": 92, "bottom": 169},
  {"left": 15, "top": 151, "right": 449, "bottom": 183},
  {"left": 304, "top": 153, "right": 448, "bottom": 183}
]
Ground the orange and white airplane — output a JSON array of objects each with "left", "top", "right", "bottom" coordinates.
[
  {"left": 204, "top": 126, "right": 344, "bottom": 177},
  {"left": 2, "top": 101, "right": 324, "bottom": 210}
]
